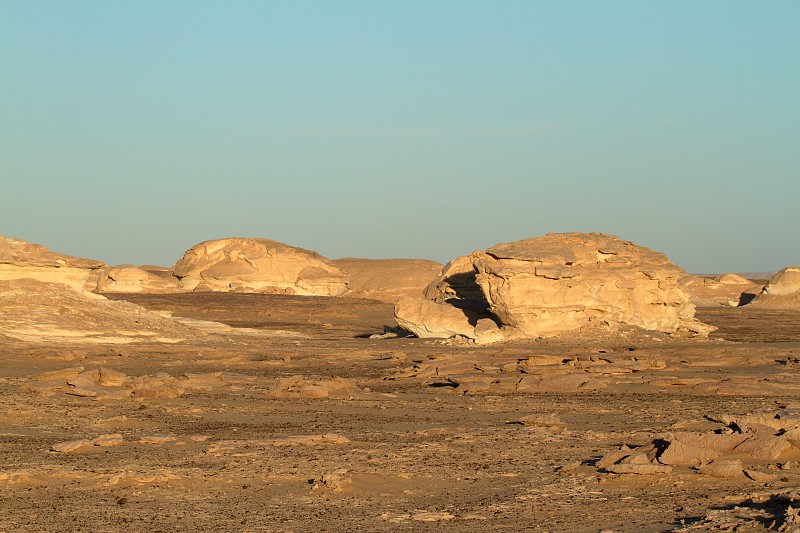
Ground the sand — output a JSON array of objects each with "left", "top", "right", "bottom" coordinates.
[{"left": 1, "top": 292, "right": 800, "bottom": 531}]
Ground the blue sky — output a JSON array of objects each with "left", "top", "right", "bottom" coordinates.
[{"left": 2, "top": 1, "right": 798, "bottom": 273}]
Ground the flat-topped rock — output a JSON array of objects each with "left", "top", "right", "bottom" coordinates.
[
  {"left": 0, "top": 235, "right": 106, "bottom": 293},
  {"left": 397, "top": 233, "right": 714, "bottom": 341},
  {"left": 171, "top": 238, "right": 348, "bottom": 296},
  {"left": 333, "top": 258, "right": 442, "bottom": 303}
]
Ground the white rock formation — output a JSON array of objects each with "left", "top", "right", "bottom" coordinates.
[
  {"left": 748, "top": 267, "right": 800, "bottom": 308},
  {"left": 0, "top": 235, "right": 106, "bottom": 293},
  {"left": 99, "top": 265, "right": 181, "bottom": 293},
  {"left": 680, "top": 273, "right": 762, "bottom": 307},
  {"left": 396, "top": 233, "right": 714, "bottom": 341},
  {"left": 171, "top": 238, "right": 348, "bottom": 296}
]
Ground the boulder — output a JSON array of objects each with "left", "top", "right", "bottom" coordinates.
[
  {"left": 171, "top": 238, "right": 348, "bottom": 296},
  {"left": 400, "top": 233, "right": 714, "bottom": 340},
  {"left": 333, "top": 258, "right": 442, "bottom": 303},
  {"left": 99, "top": 265, "right": 181, "bottom": 293},
  {"left": 680, "top": 273, "right": 762, "bottom": 307},
  {"left": 748, "top": 267, "right": 800, "bottom": 308},
  {"left": 0, "top": 235, "right": 106, "bottom": 293},
  {"left": 394, "top": 296, "right": 503, "bottom": 344}
]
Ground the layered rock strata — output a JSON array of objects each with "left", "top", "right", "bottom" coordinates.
[{"left": 396, "top": 233, "right": 714, "bottom": 341}]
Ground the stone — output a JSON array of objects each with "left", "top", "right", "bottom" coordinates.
[
  {"left": 333, "top": 258, "right": 442, "bottom": 303},
  {"left": 404, "top": 233, "right": 714, "bottom": 341},
  {"left": 743, "top": 469, "right": 779, "bottom": 483},
  {"left": 734, "top": 435, "right": 794, "bottom": 461},
  {"left": 680, "top": 274, "right": 761, "bottom": 307},
  {"left": 93, "top": 434, "right": 124, "bottom": 447},
  {"left": 264, "top": 376, "right": 358, "bottom": 399},
  {"left": 698, "top": 459, "right": 745, "bottom": 479},
  {"left": 99, "top": 265, "right": 180, "bottom": 293},
  {"left": 51, "top": 439, "right": 93, "bottom": 453},
  {"left": 171, "top": 238, "right": 348, "bottom": 296},
  {"left": 784, "top": 427, "right": 800, "bottom": 448},
  {"left": 394, "top": 296, "right": 502, "bottom": 342},
  {"left": 748, "top": 267, "right": 800, "bottom": 308},
  {"left": 655, "top": 432, "right": 756, "bottom": 466},
  {"left": 0, "top": 235, "right": 106, "bottom": 293},
  {"left": 606, "top": 463, "right": 673, "bottom": 475}
]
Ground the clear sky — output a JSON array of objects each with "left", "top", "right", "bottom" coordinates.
[{"left": 2, "top": 1, "right": 798, "bottom": 273}]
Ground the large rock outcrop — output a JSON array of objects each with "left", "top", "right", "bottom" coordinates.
[
  {"left": 680, "top": 273, "right": 762, "bottom": 307},
  {"left": 171, "top": 238, "right": 348, "bottom": 296},
  {"left": 747, "top": 267, "right": 800, "bottom": 308},
  {"left": 396, "top": 233, "right": 714, "bottom": 341},
  {"left": 333, "top": 258, "right": 442, "bottom": 303},
  {"left": 0, "top": 235, "right": 106, "bottom": 293}
]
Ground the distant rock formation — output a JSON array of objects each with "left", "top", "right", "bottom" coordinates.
[
  {"left": 395, "top": 233, "right": 714, "bottom": 342},
  {"left": 171, "top": 238, "right": 348, "bottom": 296},
  {"left": 0, "top": 235, "right": 106, "bottom": 293},
  {"left": 333, "top": 258, "right": 442, "bottom": 303},
  {"left": 680, "top": 273, "right": 762, "bottom": 307},
  {"left": 747, "top": 267, "right": 800, "bottom": 308},
  {"left": 99, "top": 265, "right": 181, "bottom": 293}
]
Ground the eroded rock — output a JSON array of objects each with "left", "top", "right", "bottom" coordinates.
[
  {"left": 99, "top": 265, "right": 180, "bottom": 293},
  {"left": 398, "top": 233, "right": 714, "bottom": 341},
  {"left": 749, "top": 267, "right": 800, "bottom": 308},
  {"left": 171, "top": 238, "right": 348, "bottom": 295},
  {"left": 0, "top": 235, "right": 106, "bottom": 293}
]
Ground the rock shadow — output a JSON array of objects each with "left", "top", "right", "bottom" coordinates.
[
  {"left": 675, "top": 493, "right": 799, "bottom": 531},
  {"left": 435, "top": 270, "right": 501, "bottom": 328}
]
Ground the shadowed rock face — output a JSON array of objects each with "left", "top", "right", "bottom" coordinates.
[
  {"left": 748, "top": 267, "right": 800, "bottom": 308},
  {"left": 333, "top": 258, "right": 442, "bottom": 303},
  {"left": 397, "top": 233, "right": 715, "bottom": 341},
  {"left": 0, "top": 235, "right": 106, "bottom": 293},
  {"left": 171, "top": 238, "right": 348, "bottom": 296}
]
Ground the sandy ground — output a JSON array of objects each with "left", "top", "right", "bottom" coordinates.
[{"left": 2, "top": 293, "right": 800, "bottom": 532}]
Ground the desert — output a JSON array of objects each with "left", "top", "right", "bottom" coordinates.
[{"left": 1, "top": 233, "right": 800, "bottom": 531}]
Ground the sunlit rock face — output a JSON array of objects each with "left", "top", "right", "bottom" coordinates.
[
  {"left": 0, "top": 235, "right": 106, "bottom": 293},
  {"left": 396, "top": 233, "right": 714, "bottom": 341},
  {"left": 171, "top": 238, "right": 348, "bottom": 296},
  {"left": 748, "top": 267, "right": 800, "bottom": 308},
  {"left": 679, "top": 273, "right": 761, "bottom": 307},
  {"left": 0, "top": 278, "right": 200, "bottom": 344}
]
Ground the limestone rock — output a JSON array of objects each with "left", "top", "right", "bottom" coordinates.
[
  {"left": 698, "top": 459, "right": 746, "bottom": 479},
  {"left": 0, "top": 235, "right": 106, "bottom": 293},
  {"left": 748, "top": 267, "right": 800, "bottom": 308},
  {"left": 99, "top": 265, "right": 180, "bottom": 293},
  {"left": 407, "top": 233, "right": 714, "bottom": 340},
  {"left": 263, "top": 376, "right": 358, "bottom": 399},
  {"left": 333, "top": 257, "right": 442, "bottom": 303},
  {"left": 394, "top": 296, "right": 503, "bottom": 343},
  {"left": 0, "top": 279, "right": 201, "bottom": 344},
  {"left": 680, "top": 274, "right": 761, "bottom": 307},
  {"left": 171, "top": 238, "right": 347, "bottom": 296}
]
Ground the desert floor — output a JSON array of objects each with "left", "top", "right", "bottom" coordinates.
[{"left": 2, "top": 293, "right": 800, "bottom": 532}]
